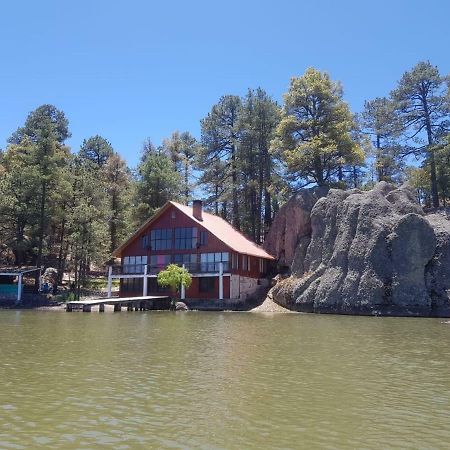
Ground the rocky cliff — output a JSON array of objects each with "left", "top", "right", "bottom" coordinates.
[{"left": 268, "top": 182, "right": 450, "bottom": 316}]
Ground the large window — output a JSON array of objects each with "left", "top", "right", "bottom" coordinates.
[
  {"left": 259, "top": 258, "right": 267, "bottom": 274},
  {"left": 123, "top": 256, "right": 147, "bottom": 273},
  {"left": 242, "top": 255, "right": 250, "bottom": 272},
  {"left": 200, "top": 252, "right": 229, "bottom": 272},
  {"left": 199, "top": 277, "right": 215, "bottom": 293},
  {"left": 174, "top": 254, "right": 197, "bottom": 269},
  {"left": 150, "top": 229, "right": 172, "bottom": 250},
  {"left": 150, "top": 255, "right": 171, "bottom": 272},
  {"left": 122, "top": 278, "right": 143, "bottom": 293},
  {"left": 232, "top": 253, "right": 239, "bottom": 270},
  {"left": 200, "top": 231, "right": 208, "bottom": 246},
  {"left": 175, "top": 227, "right": 198, "bottom": 249},
  {"left": 149, "top": 278, "right": 170, "bottom": 293}
]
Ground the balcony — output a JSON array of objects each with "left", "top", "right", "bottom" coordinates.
[{"left": 111, "top": 262, "right": 230, "bottom": 276}]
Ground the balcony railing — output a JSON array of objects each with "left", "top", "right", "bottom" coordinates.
[{"left": 111, "top": 262, "right": 230, "bottom": 276}]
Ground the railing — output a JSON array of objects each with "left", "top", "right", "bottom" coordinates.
[
  {"left": 111, "top": 262, "right": 230, "bottom": 276},
  {"left": 184, "top": 262, "right": 229, "bottom": 273}
]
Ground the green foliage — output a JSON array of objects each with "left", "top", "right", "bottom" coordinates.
[
  {"left": 390, "top": 61, "right": 450, "bottom": 206},
  {"left": 157, "top": 264, "right": 192, "bottom": 293},
  {"left": 132, "top": 143, "right": 183, "bottom": 226},
  {"left": 272, "top": 68, "right": 365, "bottom": 187},
  {"left": 405, "top": 166, "right": 431, "bottom": 206},
  {"left": 199, "top": 90, "right": 282, "bottom": 240},
  {"left": 161, "top": 131, "right": 198, "bottom": 203},
  {"left": 79, "top": 135, "right": 114, "bottom": 167},
  {"left": 104, "top": 153, "right": 133, "bottom": 252},
  {"left": 8, "top": 104, "right": 71, "bottom": 144},
  {"left": 362, "top": 97, "right": 404, "bottom": 183}
]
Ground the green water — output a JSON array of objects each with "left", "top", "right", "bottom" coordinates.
[{"left": 1, "top": 311, "right": 450, "bottom": 449}]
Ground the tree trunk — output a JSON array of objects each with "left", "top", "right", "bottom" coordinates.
[
  {"left": 231, "top": 143, "right": 240, "bottom": 229},
  {"left": 36, "top": 180, "right": 47, "bottom": 268},
  {"left": 422, "top": 93, "right": 439, "bottom": 207}
]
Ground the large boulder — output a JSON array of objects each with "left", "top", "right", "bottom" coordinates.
[
  {"left": 263, "top": 186, "right": 329, "bottom": 268},
  {"left": 270, "top": 182, "right": 450, "bottom": 316}
]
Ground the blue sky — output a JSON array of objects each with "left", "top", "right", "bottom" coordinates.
[{"left": 1, "top": 0, "right": 449, "bottom": 168}]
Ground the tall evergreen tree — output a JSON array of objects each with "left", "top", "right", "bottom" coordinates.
[
  {"left": 133, "top": 143, "right": 182, "bottom": 225},
  {"left": 79, "top": 135, "right": 114, "bottom": 167},
  {"left": 161, "top": 131, "right": 197, "bottom": 203},
  {"left": 362, "top": 97, "right": 403, "bottom": 182},
  {"left": 8, "top": 104, "right": 70, "bottom": 145},
  {"left": 239, "top": 88, "right": 280, "bottom": 241},
  {"left": 104, "top": 153, "right": 132, "bottom": 253},
  {"left": 200, "top": 95, "right": 242, "bottom": 229},
  {"left": 0, "top": 139, "right": 40, "bottom": 264},
  {"left": 391, "top": 61, "right": 450, "bottom": 207},
  {"left": 272, "top": 68, "right": 364, "bottom": 188}
]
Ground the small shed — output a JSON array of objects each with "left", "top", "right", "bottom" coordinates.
[{"left": 0, "top": 267, "right": 42, "bottom": 305}]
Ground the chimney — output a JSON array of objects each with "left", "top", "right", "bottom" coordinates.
[{"left": 193, "top": 200, "right": 203, "bottom": 221}]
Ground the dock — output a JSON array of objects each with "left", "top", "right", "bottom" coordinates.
[{"left": 66, "top": 296, "right": 171, "bottom": 312}]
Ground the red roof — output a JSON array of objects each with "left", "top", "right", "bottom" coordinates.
[{"left": 112, "top": 201, "right": 275, "bottom": 259}]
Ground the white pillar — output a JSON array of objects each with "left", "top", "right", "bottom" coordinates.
[
  {"left": 143, "top": 264, "right": 148, "bottom": 297},
  {"left": 219, "top": 262, "right": 223, "bottom": 300},
  {"left": 107, "top": 266, "right": 113, "bottom": 298},
  {"left": 17, "top": 273, "right": 23, "bottom": 304},
  {"left": 38, "top": 268, "right": 42, "bottom": 292},
  {"left": 181, "top": 264, "right": 186, "bottom": 300}
]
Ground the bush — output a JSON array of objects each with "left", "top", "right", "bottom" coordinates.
[{"left": 157, "top": 264, "right": 192, "bottom": 293}]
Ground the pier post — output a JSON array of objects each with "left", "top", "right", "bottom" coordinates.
[
  {"left": 219, "top": 262, "right": 224, "bottom": 300},
  {"left": 127, "top": 303, "right": 133, "bottom": 311},
  {"left": 99, "top": 303, "right": 105, "bottom": 312},
  {"left": 181, "top": 264, "right": 186, "bottom": 300},
  {"left": 83, "top": 304, "right": 91, "bottom": 312},
  {"left": 107, "top": 266, "right": 113, "bottom": 298},
  {"left": 66, "top": 304, "right": 73, "bottom": 312},
  {"left": 16, "top": 273, "right": 23, "bottom": 305},
  {"left": 143, "top": 264, "right": 148, "bottom": 297},
  {"left": 114, "top": 303, "right": 121, "bottom": 312}
]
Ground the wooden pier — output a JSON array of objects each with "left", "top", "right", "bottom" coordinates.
[{"left": 66, "top": 296, "right": 171, "bottom": 312}]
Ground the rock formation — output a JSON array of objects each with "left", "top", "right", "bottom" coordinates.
[
  {"left": 263, "top": 186, "right": 329, "bottom": 268},
  {"left": 269, "top": 182, "right": 450, "bottom": 316}
]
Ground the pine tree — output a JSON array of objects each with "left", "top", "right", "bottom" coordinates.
[
  {"left": 133, "top": 143, "right": 182, "bottom": 225},
  {"left": 362, "top": 97, "right": 404, "bottom": 182},
  {"left": 272, "top": 68, "right": 365, "bottom": 188},
  {"left": 79, "top": 135, "right": 114, "bottom": 167},
  {"left": 200, "top": 95, "right": 242, "bottom": 229},
  {"left": 391, "top": 61, "right": 450, "bottom": 207}
]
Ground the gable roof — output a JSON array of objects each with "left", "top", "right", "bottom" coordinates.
[{"left": 112, "top": 201, "right": 275, "bottom": 260}]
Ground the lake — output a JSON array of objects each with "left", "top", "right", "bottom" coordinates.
[{"left": 1, "top": 310, "right": 449, "bottom": 449}]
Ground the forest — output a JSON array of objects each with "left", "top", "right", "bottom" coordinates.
[{"left": 0, "top": 60, "right": 449, "bottom": 291}]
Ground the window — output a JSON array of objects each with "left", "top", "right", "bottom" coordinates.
[
  {"left": 150, "top": 254, "right": 171, "bottom": 272},
  {"left": 242, "top": 255, "right": 250, "bottom": 272},
  {"left": 142, "top": 234, "right": 149, "bottom": 249},
  {"left": 123, "top": 256, "right": 147, "bottom": 273},
  {"left": 122, "top": 278, "right": 143, "bottom": 293},
  {"left": 200, "top": 252, "right": 229, "bottom": 272},
  {"left": 200, "top": 231, "right": 208, "bottom": 246},
  {"left": 199, "top": 277, "right": 215, "bottom": 293},
  {"left": 149, "top": 278, "right": 170, "bottom": 293},
  {"left": 175, "top": 227, "right": 198, "bottom": 249},
  {"left": 150, "top": 229, "right": 172, "bottom": 250},
  {"left": 174, "top": 254, "right": 197, "bottom": 269},
  {"left": 232, "top": 253, "right": 239, "bottom": 270},
  {"left": 259, "top": 258, "right": 266, "bottom": 274}
]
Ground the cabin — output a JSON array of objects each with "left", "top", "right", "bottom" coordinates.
[{"left": 110, "top": 200, "right": 275, "bottom": 302}]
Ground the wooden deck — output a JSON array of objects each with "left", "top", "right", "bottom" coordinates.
[{"left": 66, "top": 296, "right": 170, "bottom": 312}]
